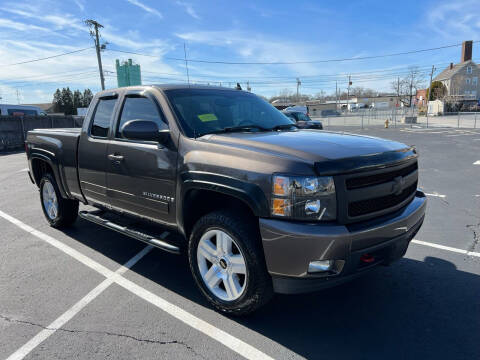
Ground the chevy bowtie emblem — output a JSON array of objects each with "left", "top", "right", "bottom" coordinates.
[{"left": 391, "top": 176, "right": 405, "bottom": 195}]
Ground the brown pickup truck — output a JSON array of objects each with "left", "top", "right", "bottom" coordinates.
[{"left": 26, "top": 85, "right": 426, "bottom": 315}]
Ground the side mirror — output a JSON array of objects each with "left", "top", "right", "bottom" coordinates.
[{"left": 121, "top": 120, "right": 169, "bottom": 143}]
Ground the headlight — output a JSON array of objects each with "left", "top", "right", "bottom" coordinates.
[{"left": 271, "top": 175, "right": 336, "bottom": 221}]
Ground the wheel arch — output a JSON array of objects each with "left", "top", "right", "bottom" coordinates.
[
  {"left": 30, "top": 154, "right": 68, "bottom": 198},
  {"left": 179, "top": 175, "right": 269, "bottom": 240}
]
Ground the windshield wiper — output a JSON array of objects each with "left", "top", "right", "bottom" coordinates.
[
  {"left": 198, "top": 125, "right": 268, "bottom": 136},
  {"left": 269, "top": 124, "right": 298, "bottom": 131}
]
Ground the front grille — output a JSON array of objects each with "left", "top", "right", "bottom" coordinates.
[
  {"left": 346, "top": 162, "right": 418, "bottom": 190},
  {"left": 348, "top": 181, "right": 417, "bottom": 217}
]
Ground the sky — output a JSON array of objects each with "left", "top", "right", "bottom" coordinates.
[{"left": 0, "top": 0, "right": 479, "bottom": 104}]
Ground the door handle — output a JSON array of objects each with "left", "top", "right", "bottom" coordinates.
[{"left": 108, "top": 154, "right": 124, "bottom": 162}]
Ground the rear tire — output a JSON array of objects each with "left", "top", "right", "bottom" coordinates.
[
  {"left": 188, "top": 210, "right": 273, "bottom": 316},
  {"left": 39, "top": 173, "right": 78, "bottom": 228}
]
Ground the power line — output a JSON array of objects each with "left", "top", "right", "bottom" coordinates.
[
  {"left": 0, "top": 47, "right": 94, "bottom": 67},
  {"left": 0, "top": 69, "right": 99, "bottom": 86},
  {"left": 107, "top": 41, "right": 478, "bottom": 65}
]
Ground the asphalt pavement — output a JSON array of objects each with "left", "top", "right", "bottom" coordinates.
[{"left": 1, "top": 126, "right": 479, "bottom": 360}]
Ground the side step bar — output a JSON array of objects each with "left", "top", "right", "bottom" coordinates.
[{"left": 79, "top": 210, "right": 180, "bottom": 255}]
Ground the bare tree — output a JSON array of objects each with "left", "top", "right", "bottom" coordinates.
[
  {"left": 269, "top": 88, "right": 311, "bottom": 103},
  {"left": 391, "top": 67, "right": 426, "bottom": 107}
]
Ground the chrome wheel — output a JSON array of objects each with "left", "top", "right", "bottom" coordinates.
[
  {"left": 197, "top": 229, "right": 247, "bottom": 302},
  {"left": 42, "top": 180, "right": 58, "bottom": 220}
]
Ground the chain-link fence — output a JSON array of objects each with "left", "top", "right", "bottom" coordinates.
[{"left": 310, "top": 108, "right": 480, "bottom": 129}]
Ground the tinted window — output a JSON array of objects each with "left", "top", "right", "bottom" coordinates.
[
  {"left": 165, "top": 89, "right": 293, "bottom": 137},
  {"left": 117, "top": 96, "right": 167, "bottom": 138},
  {"left": 91, "top": 98, "right": 117, "bottom": 137}
]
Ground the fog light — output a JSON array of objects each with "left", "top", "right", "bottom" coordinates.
[{"left": 308, "top": 260, "right": 334, "bottom": 273}]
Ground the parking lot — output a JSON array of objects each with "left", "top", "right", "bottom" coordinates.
[{"left": 1, "top": 126, "right": 479, "bottom": 360}]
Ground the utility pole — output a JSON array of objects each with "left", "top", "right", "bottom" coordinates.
[
  {"left": 183, "top": 42, "right": 190, "bottom": 85},
  {"left": 296, "top": 78, "right": 301, "bottom": 103},
  {"left": 425, "top": 65, "right": 436, "bottom": 128},
  {"left": 85, "top": 20, "right": 105, "bottom": 90},
  {"left": 16, "top": 89, "right": 20, "bottom": 104},
  {"left": 347, "top": 75, "right": 351, "bottom": 111},
  {"left": 335, "top": 81, "right": 338, "bottom": 112}
]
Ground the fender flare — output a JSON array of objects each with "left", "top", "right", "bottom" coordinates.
[
  {"left": 178, "top": 172, "right": 270, "bottom": 233},
  {"left": 30, "top": 151, "right": 69, "bottom": 199}
]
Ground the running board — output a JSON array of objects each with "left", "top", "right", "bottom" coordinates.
[{"left": 79, "top": 210, "right": 180, "bottom": 255}]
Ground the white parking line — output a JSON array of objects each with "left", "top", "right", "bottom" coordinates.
[
  {"left": 424, "top": 192, "right": 446, "bottom": 198},
  {"left": 6, "top": 246, "right": 153, "bottom": 360},
  {"left": 0, "top": 210, "right": 275, "bottom": 360},
  {"left": 411, "top": 239, "right": 480, "bottom": 258}
]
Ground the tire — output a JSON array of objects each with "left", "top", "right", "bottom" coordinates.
[
  {"left": 188, "top": 210, "right": 273, "bottom": 316},
  {"left": 39, "top": 173, "right": 78, "bottom": 228}
]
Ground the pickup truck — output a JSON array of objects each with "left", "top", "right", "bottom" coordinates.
[{"left": 26, "top": 85, "right": 426, "bottom": 315}]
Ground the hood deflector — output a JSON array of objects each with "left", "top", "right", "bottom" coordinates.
[{"left": 315, "top": 147, "right": 417, "bottom": 176}]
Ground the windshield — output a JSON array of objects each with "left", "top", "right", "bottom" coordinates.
[
  {"left": 296, "top": 112, "right": 311, "bottom": 121},
  {"left": 164, "top": 88, "right": 294, "bottom": 137}
]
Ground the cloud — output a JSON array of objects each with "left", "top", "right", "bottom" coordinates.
[
  {"left": 74, "top": 0, "right": 85, "bottom": 11},
  {"left": 426, "top": 0, "right": 480, "bottom": 40},
  {"left": 0, "top": 19, "right": 50, "bottom": 32},
  {"left": 125, "top": 0, "right": 163, "bottom": 19},
  {"left": 176, "top": 1, "right": 200, "bottom": 20},
  {"left": 175, "top": 30, "right": 325, "bottom": 73},
  {"left": 0, "top": 4, "right": 86, "bottom": 33}
]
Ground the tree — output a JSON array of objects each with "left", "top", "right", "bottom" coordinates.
[
  {"left": 53, "top": 89, "right": 62, "bottom": 113},
  {"left": 82, "top": 89, "right": 93, "bottom": 107},
  {"left": 391, "top": 67, "right": 426, "bottom": 107},
  {"left": 72, "top": 90, "right": 83, "bottom": 114},
  {"left": 52, "top": 88, "right": 93, "bottom": 114},
  {"left": 269, "top": 88, "right": 311, "bottom": 104},
  {"left": 426, "top": 81, "right": 447, "bottom": 101},
  {"left": 350, "top": 86, "right": 377, "bottom": 98},
  {"left": 61, "top": 87, "right": 74, "bottom": 115}
]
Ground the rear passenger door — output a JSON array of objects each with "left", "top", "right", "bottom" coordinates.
[
  {"left": 105, "top": 91, "right": 177, "bottom": 225},
  {"left": 78, "top": 95, "right": 118, "bottom": 207}
]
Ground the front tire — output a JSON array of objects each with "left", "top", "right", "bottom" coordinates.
[
  {"left": 188, "top": 211, "right": 273, "bottom": 316},
  {"left": 39, "top": 173, "right": 78, "bottom": 228}
]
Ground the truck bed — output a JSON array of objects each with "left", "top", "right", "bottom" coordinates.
[{"left": 26, "top": 128, "right": 82, "bottom": 200}]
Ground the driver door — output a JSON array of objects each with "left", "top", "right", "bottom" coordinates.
[{"left": 105, "top": 91, "right": 177, "bottom": 225}]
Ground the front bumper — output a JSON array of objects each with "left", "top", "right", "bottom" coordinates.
[{"left": 259, "top": 190, "right": 426, "bottom": 294}]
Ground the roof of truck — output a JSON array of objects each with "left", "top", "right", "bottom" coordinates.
[{"left": 97, "top": 84, "right": 242, "bottom": 94}]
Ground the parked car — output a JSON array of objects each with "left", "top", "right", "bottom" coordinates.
[
  {"left": 0, "top": 104, "right": 46, "bottom": 116},
  {"left": 26, "top": 85, "right": 426, "bottom": 315},
  {"left": 320, "top": 109, "right": 341, "bottom": 117},
  {"left": 282, "top": 110, "right": 323, "bottom": 129},
  {"left": 284, "top": 105, "right": 308, "bottom": 115}
]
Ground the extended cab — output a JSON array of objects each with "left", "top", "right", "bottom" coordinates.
[{"left": 26, "top": 85, "right": 426, "bottom": 315}]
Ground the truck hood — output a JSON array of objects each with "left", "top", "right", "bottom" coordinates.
[{"left": 203, "top": 130, "right": 409, "bottom": 162}]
